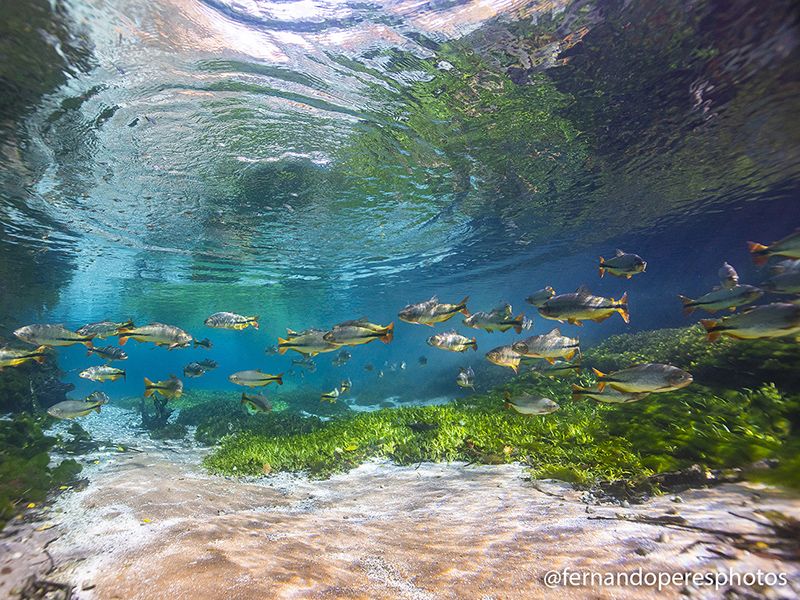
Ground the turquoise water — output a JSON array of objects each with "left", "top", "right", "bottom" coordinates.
[{"left": 0, "top": 0, "right": 798, "bottom": 406}]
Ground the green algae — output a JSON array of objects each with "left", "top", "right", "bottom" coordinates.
[
  {"left": 0, "top": 414, "right": 82, "bottom": 530},
  {"left": 202, "top": 326, "right": 800, "bottom": 488}
]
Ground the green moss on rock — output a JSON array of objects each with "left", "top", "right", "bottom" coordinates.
[{"left": 0, "top": 414, "right": 82, "bottom": 529}]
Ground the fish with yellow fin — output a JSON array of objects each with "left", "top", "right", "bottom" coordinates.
[
  {"left": 591, "top": 363, "right": 692, "bottom": 393},
  {"left": 229, "top": 370, "right": 283, "bottom": 388},
  {"left": 538, "top": 287, "right": 629, "bottom": 326},
  {"left": 748, "top": 230, "right": 800, "bottom": 266},
  {"left": 118, "top": 323, "right": 192, "bottom": 350},
  {"left": 463, "top": 303, "right": 529, "bottom": 334},
  {"left": 241, "top": 393, "right": 272, "bottom": 413},
  {"left": 14, "top": 324, "right": 95, "bottom": 348},
  {"left": 0, "top": 346, "right": 49, "bottom": 370},
  {"left": 321, "top": 388, "right": 341, "bottom": 403},
  {"left": 278, "top": 328, "right": 338, "bottom": 356},
  {"left": 143, "top": 376, "right": 184, "bottom": 399},
  {"left": 598, "top": 250, "right": 646, "bottom": 279},
  {"left": 324, "top": 319, "right": 394, "bottom": 347},
  {"left": 511, "top": 328, "right": 579, "bottom": 364},
  {"left": 700, "top": 302, "right": 800, "bottom": 341},
  {"left": 398, "top": 296, "right": 469, "bottom": 326},
  {"left": 204, "top": 312, "right": 259, "bottom": 330}
]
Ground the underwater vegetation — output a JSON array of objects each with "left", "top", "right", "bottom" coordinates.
[
  {"left": 195, "top": 326, "right": 799, "bottom": 489},
  {"left": 0, "top": 414, "right": 81, "bottom": 530}
]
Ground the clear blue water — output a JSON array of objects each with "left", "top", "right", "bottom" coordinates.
[{"left": 1, "top": 0, "right": 799, "bottom": 407}]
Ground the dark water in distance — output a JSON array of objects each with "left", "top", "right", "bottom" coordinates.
[{"left": 0, "top": 0, "right": 798, "bottom": 403}]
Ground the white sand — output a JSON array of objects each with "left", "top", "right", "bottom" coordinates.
[{"left": 2, "top": 409, "right": 799, "bottom": 599}]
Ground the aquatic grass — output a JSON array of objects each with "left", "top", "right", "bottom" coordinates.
[
  {"left": 0, "top": 414, "right": 81, "bottom": 529},
  {"left": 203, "top": 328, "right": 800, "bottom": 488}
]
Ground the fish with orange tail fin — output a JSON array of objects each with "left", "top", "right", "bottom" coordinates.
[
  {"left": 677, "top": 284, "right": 762, "bottom": 315},
  {"left": 204, "top": 312, "right": 259, "bottom": 330},
  {"left": 398, "top": 296, "right": 469, "bottom": 326},
  {"left": 511, "top": 328, "right": 580, "bottom": 364},
  {"left": 277, "top": 328, "right": 338, "bottom": 356},
  {"left": 699, "top": 302, "right": 800, "bottom": 342},
  {"left": 143, "top": 375, "right": 183, "bottom": 399},
  {"left": 598, "top": 250, "right": 647, "bottom": 279},
  {"left": 324, "top": 319, "right": 394, "bottom": 346},
  {"left": 485, "top": 345, "right": 522, "bottom": 372},
  {"left": 0, "top": 345, "right": 50, "bottom": 369},
  {"left": 748, "top": 230, "right": 800, "bottom": 266},
  {"left": 463, "top": 303, "right": 530, "bottom": 334},
  {"left": 538, "top": 287, "right": 629, "bottom": 326},
  {"left": 591, "top": 364, "right": 692, "bottom": 393},
  {"left": 117, "top": 323, "right": 191, "bottom": 350}
]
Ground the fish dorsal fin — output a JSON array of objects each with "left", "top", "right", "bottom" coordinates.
[
  {"left": 548, "top": 328, "right": 561, "bottom": 337},
  {"left": 615, "top": 249, "right": 625, "bottom": 256},
  {"left": 492, "top": 303, "right": 512, "bottom": 315},
  {"left": 286, "top": 328, "right": 298, "bottom": 335},
  {"left": 575, "top": 285, "right": 591, "bottom": 295},
  {"left": 429, "top": 295, "right": 438, "bottom": 304}
]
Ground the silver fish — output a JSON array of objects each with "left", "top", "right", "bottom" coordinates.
[
  {"left": 678, "top": 284, "right": 762, "bottom": 314},
  {"left": 592, "top": 363, "right": 693, "bottom": 393},
  {"left": 427, "top": 330, "right": 477, "bottom": 353},
  {"left": 718, "top": 262, "right": 739, "bottom": 289},
  {"left": 398, "top": 296, "right": 469, "bottom": 326},
  {"left": 511, "top": 328, "right": 580, "bottom": 363},
  {"left": 525, "top": 287, "right": 555, "bottom": 307},
  {"left": 598, "top": 250, "right": 647, "bottom": 279},
  {"left": 14, "top": 324, "right": 95, "bottom": 348},
  {"left": 456, "top": 366, "right": 475, "bottom": 389},
  {"left": 204, "top": 312, "right": 259, "bottom": 330}
]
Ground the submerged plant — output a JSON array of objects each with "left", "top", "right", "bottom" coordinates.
[
  {"left": 0, "top": 413, "right": 82, "bottom": 529},
  {"left": 201, "top": 328, "right": 800, "bottom": 489}
]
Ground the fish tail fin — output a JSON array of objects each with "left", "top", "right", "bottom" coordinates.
[
  {"left": 275, "top": 373, "right": 283, "bottom": 385},
  {"left": 143, "top": 377, "right": 154, "bottom": 397},
  {"left": 95, "top": 405, "right": 102, "bottom": 414},
  {"left": 571, "top": 384, "right": 587, "bottom": 400},
  {"left": 277, "top": 338, "right": 288, "bottom": 354},
  {"left": 34, "top": 346, "right": 48, "bottom": 364},
  {"left": 471, "top": 337, "right": 478, "bottom": 351},
  {"left": 678, "top": 295, "right": 696, "bottom": 316},
  {"left": 381, "top": 323, "right": 394, "bottom": 344},
  {"left": 592, "top": 367, "right": 605, "bottom": 378},
  {"left": 513, "top": 316, "right": 524, "bottom": 334},
  {"left": 616, "top": 291, "right": 630, "bottom": 323},
  {"left": 459, "top": 296, "right": 470, "bottom": 316},
  {"left": 699, "top": 319, "right": 722, "bottom": 342},
  {"left": 748, "top": 241, "right": 769, "bottom": 266},
  {"left": 249, "top": 316, "right": 259, "bottom": 329},
  {"left": 193, "top": 340, "right": 200, "bottom": 347},
  {"left": 82, "top": 334, "right": 95, "bottom": 348}
]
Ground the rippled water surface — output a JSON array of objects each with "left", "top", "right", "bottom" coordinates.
[{"left": 1, "top": 0, "right": 799, "bottom": 400}]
